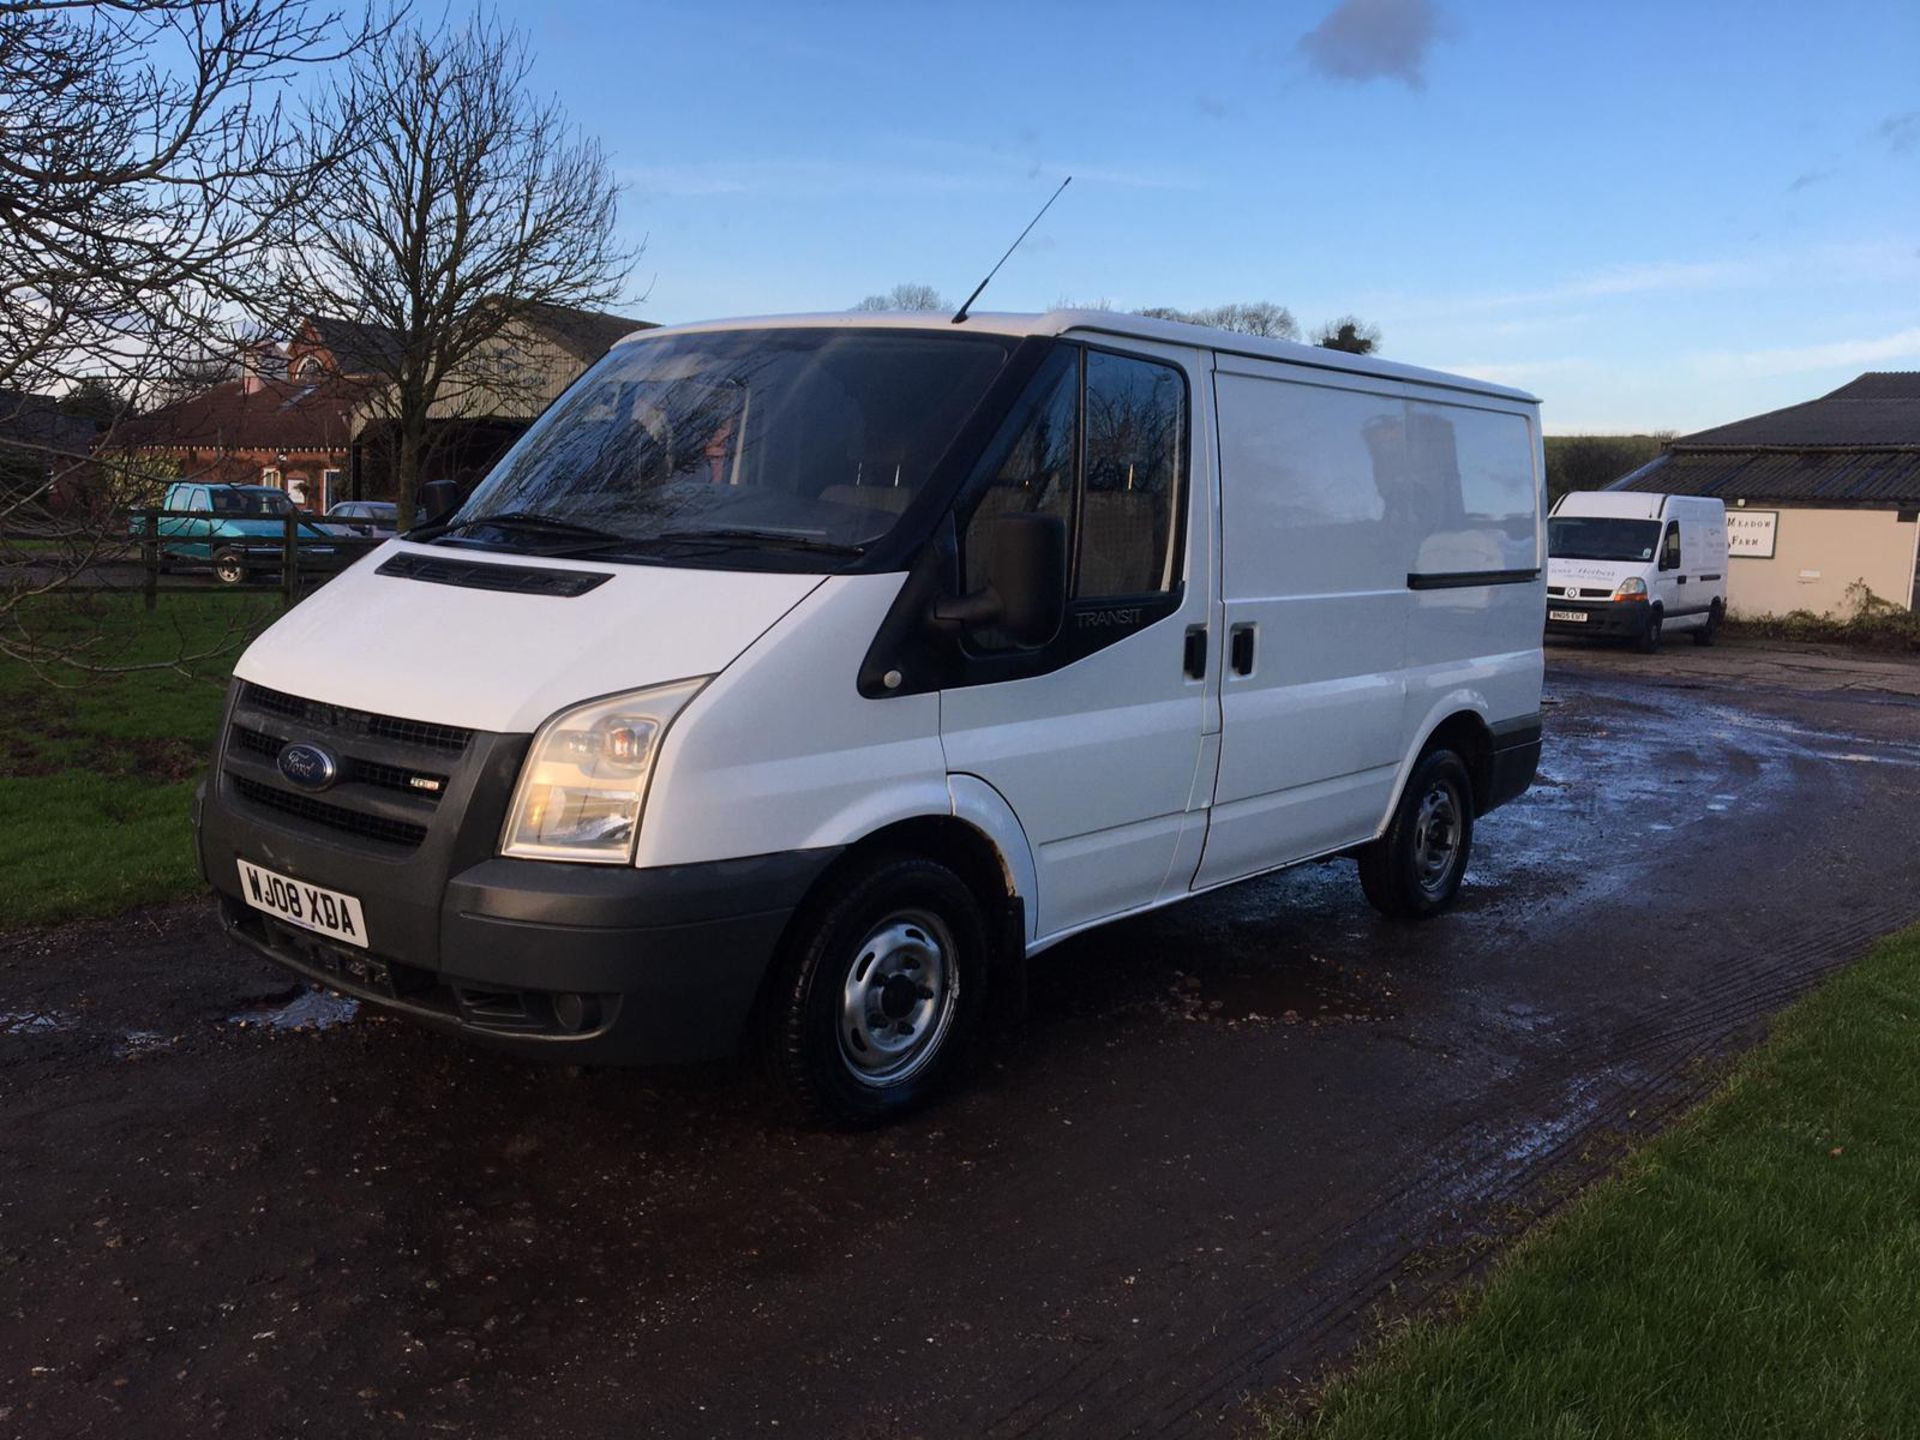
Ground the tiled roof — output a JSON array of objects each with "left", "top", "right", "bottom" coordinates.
[
  {"left": 302, "top": 317, "right": 403, "bottom": 376},
  {"left": 519, "top": 301, "right": 653, "bottom": 361},
  {"left": 1613, "top": 447, "right": 1920, "bottom": 507},
  {"left": 1675, "top": 371, "right": 1920, "bottom": 447},
  {"left": 1609, "top": 371, "right": 1920, "bottom": 505},
  {"left": 106, "top": 377, "right": 371, "bottom": 452}
]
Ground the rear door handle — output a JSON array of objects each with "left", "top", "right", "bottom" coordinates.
[
  {"left": 1229, "top": 622, "right": 1256, "bottom": 676},
  {"left": 1183, "top": 625, "right": 1207, "bottom": 680}
]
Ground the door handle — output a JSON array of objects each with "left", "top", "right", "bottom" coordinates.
[
  {"left": 1229, "top": 622, "right": 1256, "bottom": 676},
  {"left": 1183, "top": 625, "right": 1207, "bottom": 680},
  {"left": 1676, "top": 575, "right": 1688, "bottom": 584}
]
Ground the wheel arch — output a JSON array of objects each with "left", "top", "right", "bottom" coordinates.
[{"left": 1384, "top": 698, "right": 1497, "bottom": 824}]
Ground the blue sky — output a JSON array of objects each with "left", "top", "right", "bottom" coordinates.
[{"left": 510, "top": 0, "right": 1919, "bottom": 433}]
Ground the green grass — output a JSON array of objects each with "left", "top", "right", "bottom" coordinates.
[
  {"left": 1271, "top": 924, "right": 1920, "bottom": 1440},
  {"left": 0, "top": 593, "right": 276, "bottom": 927}
]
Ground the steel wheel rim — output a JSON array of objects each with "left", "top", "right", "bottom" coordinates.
[
  {"left": 837, "top": 908, "right": 958, "bottom": 1088},
  {"left": 1412, "top": 780, "right": 1463, "bottom": 896},
  {"left": 215, "top": 558, "right": 242, "bottom": 584}
]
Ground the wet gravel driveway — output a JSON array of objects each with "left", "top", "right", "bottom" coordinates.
[{"left": 3, "top": 642, "right": 1918, "bottom": 1438}]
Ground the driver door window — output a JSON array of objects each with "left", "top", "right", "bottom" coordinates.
[
  {"left": 1661, "top": 523, "right": 1681, "bottom": 571},
  {"left": 960, "top": 345, "right": 1187, "bottom": 653}
]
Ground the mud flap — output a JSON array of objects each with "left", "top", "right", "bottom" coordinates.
[{"left": 987, "top": 895, "right": 1029, "bottom": 1029}]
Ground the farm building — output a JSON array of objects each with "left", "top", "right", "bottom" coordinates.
[{"left": 1609, "top": 372, "right": 1920, "bottom": 617}]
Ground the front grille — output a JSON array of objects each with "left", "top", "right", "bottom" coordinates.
[
  {"left": 232, "top": 776, "right": 430, "bottom": 849},
  {"left": 229, "top": 723, "right": 448, "bottom": 799},
  {"left": 239, "top": 682, "right": 471, "bottom": 756}
]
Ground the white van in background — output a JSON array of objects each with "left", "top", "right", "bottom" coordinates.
[
  {"left": 193, "top": 310, "right": 1546, "bottom": 1123},
  {"left": 1546, "top": 491, "right": 1728, "bottom": 651}
]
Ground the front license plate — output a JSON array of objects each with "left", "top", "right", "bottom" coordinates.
[
  {"left": 1548, "top": 609, "right": 1587, "bottom": 623},
  {"left": 236, "top": 859, "right": 369, "bottom": 949}
]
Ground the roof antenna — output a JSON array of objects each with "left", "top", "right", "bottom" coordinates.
[{"left": 951, "top": 176, "right": 1071, "bottom": 325}]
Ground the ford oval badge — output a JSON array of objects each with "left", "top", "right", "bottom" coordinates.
[{"left": 277, "top": 741, "right": 339, "bottom": 792}]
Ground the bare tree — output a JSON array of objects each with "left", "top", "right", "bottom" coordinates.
[
  {"left": 853, "top": 283, "right": 950, "bottom": 313},
  {"left": 1313, "top": 316, "right": 1383, "bottom": 355},
  {"left": 1135, "top": 302, "right": 1299, "bottom": 340},
  {"left": 279, "top": 15, "right": 639, "bottom": 525},
  {"left": 0, "top": 0, "right": 372, "bottom": 674}
]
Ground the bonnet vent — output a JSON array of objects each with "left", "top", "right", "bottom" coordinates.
[{"left": 376, "top": 552, "right": 612, "bottom": 598}]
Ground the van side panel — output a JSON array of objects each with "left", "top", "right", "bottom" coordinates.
[
  {"left": 1400, "top": 400, "right": 1545, "bottom": 759},
  {"left": 1193, "top": 366, "right": 1412, "bottom": 886}
]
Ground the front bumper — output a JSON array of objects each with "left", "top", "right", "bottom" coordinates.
[
  {"left": 195, "top": 686, "right": 838, "bottom": 1065},
  {"left": 1545, "top": 598, "right": 1652, "bottom": 639}
]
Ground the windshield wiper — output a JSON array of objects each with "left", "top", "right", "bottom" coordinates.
[
  {"left": 414, "top": 510, "right": 628, "bottom": 544},
  {"left": 654, "top": 527, "right": 867, "bottom": 557}
]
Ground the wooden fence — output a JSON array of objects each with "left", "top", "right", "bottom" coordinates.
[{"left": 126, "top": 508, "right": 390, "bottom": 611}]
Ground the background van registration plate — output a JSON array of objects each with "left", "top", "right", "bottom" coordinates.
[
  {"left": 1549, "top": 609, "right": 1587, "bottom": 623},
  {"left": 236, "top": 859, "right": 368, "bottom": 948}
]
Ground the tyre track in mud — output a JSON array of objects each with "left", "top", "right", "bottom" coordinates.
[{"left": 982, "top": 671, "right": 1920, "bottom": 1438}]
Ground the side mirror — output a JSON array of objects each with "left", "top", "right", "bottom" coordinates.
[
  {"left": 931, "top": 512, "right": 1067, "bottom": 648},
  {"left": 420, "top": 480, "right": 461, "bottom": 523}
]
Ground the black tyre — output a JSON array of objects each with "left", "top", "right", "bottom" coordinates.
[
  {"left": 1358, "top": 747, "right": 1474, "bottom": 921},
  {"left": 1692, "top": 601, "right": 1722, "bottom": 647},
  {"left": 210, "top": 547, "right": 248, "bottom": 586},
  {"left": 1634, "top": 607, "right": 1663, "bottom": 654},
  {"left": 760, "top": 853, "right": 989, "bottom": 1125}
]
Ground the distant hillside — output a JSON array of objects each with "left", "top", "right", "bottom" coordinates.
[{"left": 1544, "top": 434, "right": 1670, "bottom": 505}]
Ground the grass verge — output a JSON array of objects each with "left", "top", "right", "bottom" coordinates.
[
  {"left": 0, "top": 593, "right": 274, "bottom": 927},
  {"left": 1270, "top": 923, "right": 1920, "bottom": 1439}
]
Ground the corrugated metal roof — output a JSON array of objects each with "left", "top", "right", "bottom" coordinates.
[{"left": 1614, "top": 448, "right": 1920, "bottom": 506}]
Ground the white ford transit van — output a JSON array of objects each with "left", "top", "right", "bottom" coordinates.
[
  {"left": 1546, "top": 491, "right": 1728, "bottom": 651},
  {"left": 194, "top": 311, "right": 1546, "bottom": 1121}
]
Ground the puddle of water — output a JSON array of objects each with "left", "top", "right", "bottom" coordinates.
[
  {"left": 114, "top": 1029, "right": 174, "bottom": 1059},
  {"left": 1, "top": 1009, "right": 74, "bottom": 1036},
  {"left": 227, "top": 988, "right": 360, "bottom": 1032}
]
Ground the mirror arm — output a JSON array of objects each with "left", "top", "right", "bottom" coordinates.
[{"left": 929, "top": 587, "right": 1004, "bottom": 631}]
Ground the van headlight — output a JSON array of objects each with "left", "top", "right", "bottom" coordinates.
[
  {"left": 1612, "top": 576, "right": 1648, "bottom": 601},
  {"left": 501, "top": 678, "right": 708, "bottom": 863}
]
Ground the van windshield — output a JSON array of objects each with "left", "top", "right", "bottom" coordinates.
[
  {"left": 1548, "top": 516, "right": 1660, "bottom": 563},
  {"left": 437, "top": 328, "right": 1013, "bottom": 568}
]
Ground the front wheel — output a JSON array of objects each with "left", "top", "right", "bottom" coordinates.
[
  {"left": 1634, "top": 607, "right": 1663, "bottom": 654},
  {"left": 1358, "top": 748, "right": 1475, "bottom": 921},
  {"left": 1692, "top": 602, "right": 1723, "bottom": 646},
  {"left": 210, "top": 547, "right": 248, "bottom": 586},
  {"left": 760, "top": 853, "right": 989, "bottom": 1125}
]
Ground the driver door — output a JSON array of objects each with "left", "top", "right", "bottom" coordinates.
[{"left": 938, "top": 342, "right": 1218, "bottom": 941}]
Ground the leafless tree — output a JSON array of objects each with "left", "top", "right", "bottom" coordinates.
[
  {"left": 277, "top": 14, "right": 638, "bottom": 526},
  {"left": 853, "top": 283, "right": 950, "bottom": 313},
  {"left": 1135, "top": 302, "right": 1300, "bottom": 340},
  {"left": 0, "top": 0, "right": 375, "bottom": 675},
  {"left": 1313, "top": 316, "right": 1383, "bottom": 355}
]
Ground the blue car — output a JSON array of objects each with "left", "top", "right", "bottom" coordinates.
[{"left": 142, "top": 483, "right": 346, "bottom": 586}]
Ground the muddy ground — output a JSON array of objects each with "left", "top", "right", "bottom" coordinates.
[{"left": 3, "top": 640, "right": 1918, "bottom": 1439}]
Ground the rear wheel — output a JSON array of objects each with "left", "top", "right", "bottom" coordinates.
[
  {"left": 1358, "top": 747, "right": 1474, "bottom": 921},
  {"left": 1634, "top": 607, "right": 1663, "bottom": 654},
  {"left": 1692, "top": 601, "right": 1723, "bottom": 646},
  {"left": 210, "top": 547, "right": 247, "bottom": 586},
  {"left": 760, "top": 853, "right": 989, "bottom": 1125}
]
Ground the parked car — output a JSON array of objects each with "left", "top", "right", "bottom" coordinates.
[
  {"left": 325, "top": 500, "right": 400, "bottom": 538},
  {"left": 194, "top": 310, "right": 1546, "bottom": 1122},
  {"left": 140, "top": 483, "right": 346, "bottom": 586},
  {"left": 1546, "top": 491, "right": 1728, "bottom": 651}
]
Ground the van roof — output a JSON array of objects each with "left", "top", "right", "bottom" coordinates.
[
  {"left": 613, "top": 309, "right": 1539, "bottom": 406},
  {"left": 1554, "top": 491, "right": 1725, "bottom": 521}
]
